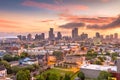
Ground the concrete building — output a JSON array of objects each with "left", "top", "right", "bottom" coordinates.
[
  {"left": 0, "top": 66, "right": 7, "bottom": 79},
  {"left": 49, "top": 28, "right": 55, "bottom": 40},
  {"left": 27, "top": 33, "right": 32, "bottom": 41},
  {"left": 80, "top": 64, "right": 117, "bottom": 78},
  {"left": 57, "top": 32, "right": 62, "bottom": 40},
  {"left": 72, "top": 28, "right": 78, "bottom": 39}
]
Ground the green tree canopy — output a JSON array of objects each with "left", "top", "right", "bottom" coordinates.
[
  {"left": 3, "top": 54, "right": 13, "bottom": 62},
  {"left": 16, "top": 70, "right": 30, "bottom": 80},
  {"left": 64, "top": 74, "right": 71, "bottom": 80},
  {"left": 77, "top": 71, "right": 85, "bottom": 80},
  {"left": 98, "top": 71, "right": 112, "bottom": 80},
  {"left": 36, "top": 75, "right": 44, "bottom": 80},
  {"left": 53, "top": 51, "right": 63, "bottom": 60}
]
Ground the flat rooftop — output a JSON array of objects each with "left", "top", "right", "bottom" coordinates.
[{"left": 81, "top": 64, "right": 117, "bottom": 72}]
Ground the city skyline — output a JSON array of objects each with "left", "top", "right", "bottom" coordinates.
[{"left": 0, "top": 0, "right": 120, "bottom": 37}]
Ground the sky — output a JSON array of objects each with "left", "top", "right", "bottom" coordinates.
[{"left": 0, "top": 0, "right": 120, "bottom": 37}]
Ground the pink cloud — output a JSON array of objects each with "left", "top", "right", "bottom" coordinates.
[
  {"left": 59, "top": 13, "right": 116, "bottom": 24},
  {"left": 0, "top": 19, "right": 20, "bottom": 24},
  {"left": 0, "top": 24, "right": 20, "bottom": 28},
  {"left": 37, "top": 19, "right": 55, "bottom": 23},
  {"left": 22, "top": 0, "right": 89, "bottom": 12},
  {"left": 101, "top": 0, "right": 110, "bottom": 2}
]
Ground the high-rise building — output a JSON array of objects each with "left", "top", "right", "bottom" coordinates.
[
  {"left": 22, "top": 36, "right": 26, "bottom": 40},
  {"left": 57, "top": 32, "right": 62, "bottom": 40},
  {"left": 105, "top": 35, "right": 110, "bottom": 40},
  {"left": 114, "top": 33, "right": 118, "bottom": 39},
  {"left": 41, "top": 33, "right": 45, "bottom": 40},
  {"left": 27, "top": 33, "right": 32, "bottom": 41},
  {"left": 72, "top": 28, "right": 78, "bottom": 39},
  {"left": 49, "top": 28, "right": 55, "bottom": 40},
  {"left": 35, "top": 33, "right": 45, "bottom": 40},
  {"left": 81, "top": 33, "right": 88, "bottom": 40},
  {"left": 35, "top": 34, "right": 39, "bottom": 40},
  {"left": 17, "top": 35, "right": 22, "bottom": 40},
  {"left": 110, "top": 34, "right": 113, "bottom": 39},
  {"left": 17, "top": 35, "right": 26, "bottom": 41},
  {"left": 96, "top": 32, "right": 100, "bottom": 38}
]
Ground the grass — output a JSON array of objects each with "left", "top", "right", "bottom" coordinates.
[
  {"left": 42, "top": 68, "right": 73, "bottom": 76},
  {"left": 36, "top": 68, "right": 96, "bottom": 80},
  {"left": 71, "top": 71, "right": 79, "bottom": 80},
  {"left": 36, "top": 68, "right": 74, "bottom": 79}
]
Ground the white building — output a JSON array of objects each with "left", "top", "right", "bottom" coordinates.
[{"left": 80, "top": 64, "right": 117, "bottom": 78}]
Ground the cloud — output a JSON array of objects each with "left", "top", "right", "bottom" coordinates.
[
  {"left": 87, "top": 16, "right": 120, "bottom": 29},
  {"left": 0, "top": 19, "right": 20, "bottom": 24},
  {"left": 0, "top": 19, "right": 21, "bottom": 29},
  {"left": 78, "top": 17, "right": 116, "bottom": 23},
  {"left": 59, "top": 16, "right": 120, "bottom": 30},
  {"left": 59, "top": 13, "right": 116, "bottom": 24},
  {"left": 22, "top": 0, "right": 89, "bottom": 12},
  {"left": 59, "top": 22, "right": 85, "bottom": 29},
  {"left": 38, "top": 19, "right": 55, "bottom": 23},
  {"left": 0, "top": 24, "right": 20, "bottom": 28}
]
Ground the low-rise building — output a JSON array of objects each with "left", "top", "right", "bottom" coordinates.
[
  {"left": 9, "top": 61, "right": 19, "bottom": 67},
  {"left": 0, "top": 66, "right": 7, "bottom": 80},
  {"left": 80, "top": 64, "right": 117, "bottom": 78},
  {"left": 19, "top": 57, "right": 38, "bottom": 65}
]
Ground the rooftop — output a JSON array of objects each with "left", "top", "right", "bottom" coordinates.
[{"left": 81, "top": 64, "right": 117, "bottom": 72}]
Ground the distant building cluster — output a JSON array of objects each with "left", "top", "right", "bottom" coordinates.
[{"left": 16, "top": 28, "right": 120, "bottom": 42}]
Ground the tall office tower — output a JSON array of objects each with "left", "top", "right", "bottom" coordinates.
[
  {"left": 27, "top": 33, "right": 32, "bottom": 41},
  {"left": 72, "top": 28, "right": 78, "bottom": 39},
  {"left": 100, "top": 35, "right": 104, "bottom": 39},
  {"left": 96, "top": 32, "right": 100, "bottom": 38},
  {"left": 114, "top": 33, "right": 118, "bottom": 39},
  {"left": 35, "top": 34, "right": 39, "bottom": 40},
  {"left": 49, "top": 28, "right": 55, "bottom": 40},
  {"left": 110, "top": 34, "right": 113, "bottom": 39},
  {"left": 17, "top": 35, "right": 22, "bottom": 40},
  {"left": 41, "top": 33, "right": 45, "bottom": 40},
  {"left": 57, "top": 32, "right": 62, "bottom": 40},
  {"left": 22, "top": 36, "right": 26, "bottom": 41},
  {"left": 81, "top": 33, "right": 88, "bottom": 40},
  {"left": 105, "top": 35, "right": 110, "bottom": 40}
]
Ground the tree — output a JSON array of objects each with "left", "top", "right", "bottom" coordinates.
[
  {"left": 13, "top": 55, "right": 20, "bottom": 61},
  {"left": 97, "top": 56, "right": 104, "bottom": 62},
  {"left": 86, "top": 50, "right": 98, "bottom": 60},
  {"left": 77, "top": 71, "right": 85, "bottom": 80},
  {"left": 20, "top": 52, "right": 29, "bottom": 58},
  {"left": 53, "top": 51, "right": 63, "bottom": 60},
  {"left": 3, "top": 54, "right": 13, "bottom": 62},
  {"left": 36, "top": 75, "right": 44, "bottom": 80},
  {"left": 94, "top": 60, "right": 102, "bottom": 65},
  {"left": 16, "top": 70, "right": 30, "bottom": 80},
  {"left": 48, "top": 73, "right": 59, "bottom": 80},
  {"left": 25, "top": 70, "right": 31, "bottom": 80},
  {"left": 98, "top": 71, "right": 112, "bottom": 80},
  {"left": 64, "top": 74, "right": 71, "bottom": 80},
  {"left": 0, "top": 60, "right": 12, "bottom": 74}
]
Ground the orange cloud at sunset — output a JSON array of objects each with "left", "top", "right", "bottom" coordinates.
[
  {"left": 59, "top": 13, "right": 117, "bottom": 24},
  {"left": 22, "top": 0, "right": 89, "bottom": 12},
  {"left": 0, "top": 19, "right": 20, "bottom": 24}
]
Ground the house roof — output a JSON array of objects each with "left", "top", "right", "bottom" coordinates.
[
  {"left": 0, "top": 65, "right": 6, "bottom": 71},
  {"left": 81, "top": 64, "right": 117, "bottom": 72},
  {"left": 37, "top": 55, "right": 45, "bottom": 59}
]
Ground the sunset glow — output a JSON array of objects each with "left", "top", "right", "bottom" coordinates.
[{"left": 0, "top": 0, "right": 120, "bottom": 37}]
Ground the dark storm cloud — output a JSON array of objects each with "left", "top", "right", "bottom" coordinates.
[
  {"left": 59, "top": 22, "right": 85, "bottom": 29},
  {"left": 87, "top": 16, "right": 120, "bottom": 29}
]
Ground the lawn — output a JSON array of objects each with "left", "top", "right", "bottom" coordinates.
[
  {"left": 36, "top": 68, "right": 75, "bottom": 80},
  {"left": 42, "top": 68, "right": 73, "bottom": 76}
]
